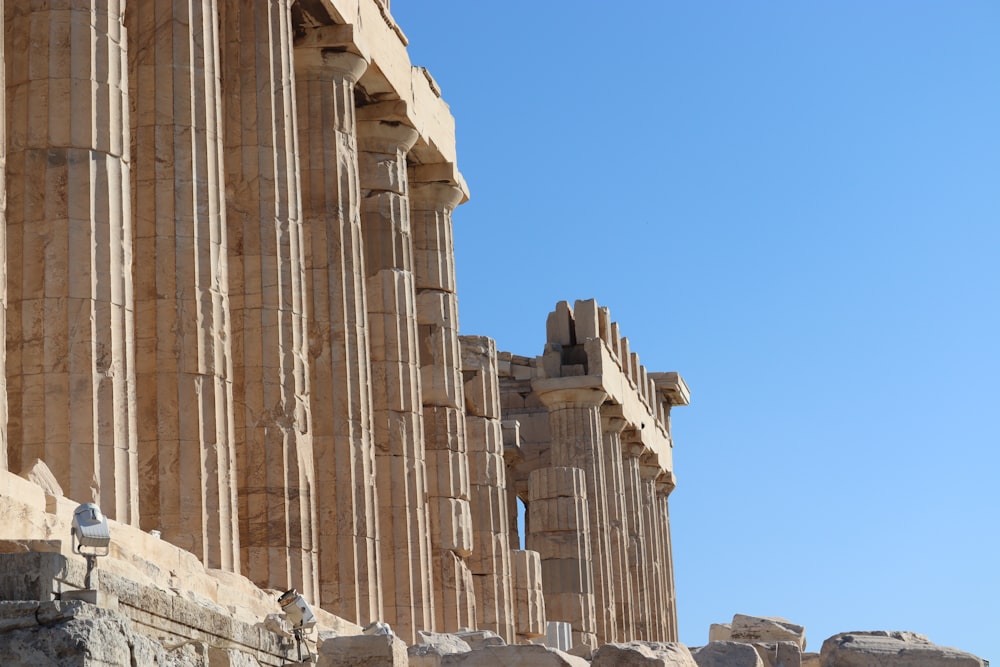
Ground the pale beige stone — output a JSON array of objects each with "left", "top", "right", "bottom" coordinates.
[
  {"left": 819, "top": 631, "right": 984, "bottom": 667},
  {"left": 592, "top": 642, "right": 699, "bottom": 667},
  {"left": 692, "top": 642, "right": 765, "bottom": 667},
  {"left": 318, "top": 633, "right": 408, "bottom": 667},
  {"left": 443, "top": 644, "right": 589, "bottom": 667},
  {"left": 730, "top": 615, "right": 806, "bottom": 651}
]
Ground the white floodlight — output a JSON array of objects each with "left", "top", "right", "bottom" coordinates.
[
  {"left": 71, "top": 503, "right": 110, "bottom": 589},
  {"left": 278, "top": 588, "right": 316, "bottom": 662}
]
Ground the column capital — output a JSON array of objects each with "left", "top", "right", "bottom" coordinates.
[
  {"left": 294, "top": 48, "right": 368, "bottom": 83},
  {"left": 600, "top": 405, "right": 628, "bottom": 435},
  {"left": 357, "top": 116, "right": 419, "bottom": 154},
  {"left": 409, "top": 181, "right": 465, "bottom": 210},
  {"left": 294, "top": 23, "right": 370, "bottom": 58},
  {"left": 533, "top": 376, "right": 608, "bottom": 410}
]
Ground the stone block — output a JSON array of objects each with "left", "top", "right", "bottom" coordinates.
[
  {"left": 528, "top": 467, "right": 587, "bottom": 501},
  {"left": 818, "top": 631, "right": 984, "bottom": 667},
  {"left": 710, "top": 623, "right": 732, "bottom": 642},
  {"left": 692, "top": 642, "right": 764, "bottom": 667},
  {"left": 443, "top": 644, "right": 588, "bottom": 667},
  {"left": 410, "top": 631, "right": 472, "bottom": 667},
  {"left": 318, "top": 633, "right": 408, "bottom": 667},
  {"left": 730, "top": 615, "right": 806, "bottom": 651},
  {"left": 592, "top": 641, "right": 699, "bottom": 667}
]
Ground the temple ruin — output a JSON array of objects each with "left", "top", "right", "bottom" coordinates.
[{"left": 0, "top": 0, "right": 689, "bottom": 661}]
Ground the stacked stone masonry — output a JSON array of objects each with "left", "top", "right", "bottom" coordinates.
[{"left": 0, "top": 0, "right": 689, "bottom": 653}]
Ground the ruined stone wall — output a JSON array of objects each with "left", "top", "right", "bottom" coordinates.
[{"left": 0, "top": 2, "right": 684, "bottom": 652}]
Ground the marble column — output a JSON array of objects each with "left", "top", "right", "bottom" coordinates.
[
  {"left": 294, "top": 32, "right": 383, "bottom": 627},
  {"left": 0, "top": 0, "right": 6, "bottom": 472},
  {"left": 657, "top": 487, "right": 678, "bottom": 641},
  {"left": 462, "top": 335, "right": 515, "bottom": 641},
  {"left": 640, "top": 461, "right": 666, "bottom": 641},
  {"left": 358, "top": 106, "right": 433, "bottom": 642},
  {"left": 412, "top": 175, "right": 476, "bottom": 633},
  {"left": 127, "top": 0, "right": 238, "bottom": 571},
  {"left": 5, "top": 0, "right": 138, "bottom": 522},
  {"left": 527, "top": 465, "right": 595, "bottom": 648},
  {"left": 219, "top": 0, "right": 317, "bottom": 600},
  {"left": 601, "top": 407, "right": 634, "bottom": 640},
  {"left": 537, "top": 385, "right": 615, "bottom": 646},
  {"left": 621, "top": 435, "right": 651, "bottom": 639}
]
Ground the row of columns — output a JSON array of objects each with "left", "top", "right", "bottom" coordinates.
[
  {"left": 528, "top": 385, "right": 678, "bottom": 647},
  {"left": 1, "top": 0, "right": 478, "bottom": 645}
]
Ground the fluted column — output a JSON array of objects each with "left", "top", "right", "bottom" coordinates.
[
  {"left": 126, "top": 0, "right": 238, "bottom": 571},
  {"left": 462, "top": 336, "right": 515, "bottom": 641},
  {"left": 534, "top": 384, "right": 611, "bottom": 647},
  {"left": 358, "top": 107, "right": 433, "bottom": 642},
  {"left": 621, "top": 436, "right": 651, "bottom": 639},
  {"left": 413, "top": 176, "right": 476, "bottom": 633},
  {"left": 220, "top": 0, "right": 317, "bottom": 600},
  {"left": 600, "top": 407, "right": 634, "bottom": 640},
  {"left": 294, "top": 35, "right": 382, "bottom": 626},
  {"left": 656, "top": 487, "right": 678, "bottom": 641},
  {"left": 639, "top": 460, "right": 666, "bottom": 641},
  {"left": 0, "top": 0, "right": 6, "bottom": 472},
  {"left": 527, "top": 466, "right": 594, "bottom": 648},
  {"left": 5, "top": 0, "right": 138, "bottom": 522}
]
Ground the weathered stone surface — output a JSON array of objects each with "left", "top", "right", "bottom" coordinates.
[
  {"left": 453, "top": 629, "right": 505, "bottom": 650},
  {"left": 751, "top": 642, "right": 801, "bottom": 667},
  {"left": 801, "top": 653, "right": 821, "bottom": 667},
  {"left": 731, "top": 615, "right": 806, "bottom": 650},
  {"left": 692, "top": 642, "right": 765, "bottom": 667},
  {"left": 710, "top": 624, "right": 733, "bottom": 642},
  {"left": 442, "top": 644, "right": 589, "bottom": 666},
  {"left": 17, "top": 459, "right": 62, "bottom": 498},
  {"left": 409, "top": 630, "right": 472, "bottom": 667},
  {"left": 819, "top": 631, "right": 984, "bottom": 667},
  {"left": 592, "top": 641, "right": 698, "bottom": 667},
  {"left": 318, "top": 633, "right": 408, "bottom": 667}
]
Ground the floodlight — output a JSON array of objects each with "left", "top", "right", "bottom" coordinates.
[
  {"left": 278, "top": 588, "right": 316, "bottom": 630},
  {"left": 71, "top": 503, "right": 110, "bottom": 589},
  {"left": 278, "top": 589, "right": 316, "bottom": 662}
]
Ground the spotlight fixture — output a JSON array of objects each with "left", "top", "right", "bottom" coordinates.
[
  {"left": 278, "top": 588, "right": 316, "bottom": 662},
  {"left": 71, "top": 503, "right": 111, "bottom": 589}
]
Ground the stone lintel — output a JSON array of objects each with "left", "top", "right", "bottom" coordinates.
[
  {"left": 650, "top": 372, "right": 691, "bottom": 407},
  {"left": 532, "top": 377, "right": 608, "bottom": 410},
  {"left": 501, "top": 420, "right": 523, "bottom": 465}
]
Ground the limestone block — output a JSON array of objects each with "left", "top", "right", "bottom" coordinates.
[
  {"left": 750, "top": 642, "right": 801, "bottom": 667},
  {"left": 528, "top": 467, "right": 587, "bottom": 501},
  {"left": 801, "top": 654, "right": 820, "bottom": 667},
  {"left": 442, "top": 644, "right": 588, "bottom": 666},
  {"left": 453, "top": 629, "right": 505, "bottom": 650},
  {"left": 425, "top": 406, "right": 467, "bottom": 453},
  {"left": 818, "top": 631, "right": 984, "bottom": 667},
  {"left": 410, "top": 631, "right": 472, "bottom": 667},
  {"left": 465, "top": 416, "right": 503, "bottom": 455},
  {"left": 318, "top": 633, "right": 408, "bottom": 667},
  {"left": 426, "top": 448, "right": 470, "bottom": 500},
  {"left": 573, "top": 300, "right": 601, "bottom": 342},
  {"left": 730, "top": 615, "right": 806, "bottom": 651},
  {"left": 691, "top": 642, "right": 764, "bottom": 667},
  {"left": 17, "top": 459, "right": 63, "bottom": 498},
  {"left": 592, "top": 641, "right": 699, "bottom": 667},
  {"left": 710, "top": 624, "right": 733, "bottom": 642},
  {"left": 547, "top": 302, "right": 575, "bottom": 347},
  {"left": 432, "top": 497, "right": 473, "bottom": 556}
]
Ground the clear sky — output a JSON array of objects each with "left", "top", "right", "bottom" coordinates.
[{"left": 391, "top": 2, "right": 999, "bottom": 660}]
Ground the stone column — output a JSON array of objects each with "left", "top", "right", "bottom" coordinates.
[
  {"left": 0, "top": 0, "right": 6, "bottom": 472},
  {"left": 536, "top": 384, "right": 615, "bottom": 646},
  {"left": 294, "top": 31, "right": 382, "bottom": 627},
  {"left": 600, "top": 407, "right": 634, "bottom": 640},
  {"left": 5, "top": 0, "right": 138, "bottom": 522},
  {"left": 462, "top": 336, "right": 515, "bottom": 641},
  {"left": 527, "top": 465, "right": 594, "bottom": 649},
  {"left": 413, "top": 175, "right": 476, "bottom": 633},
  {"left": 639, "top": 461, "right": 666, "bottom": 641},
  {"left": 219, "top": 0, "right": 317, "bottom": 600},
  {"left": 126, "top": 0, "right": 238, "bottom": 571},
  {"left": 621, "top": 436, "right": 651, "bottom": 639},
  {"left": 358, "top": 105, "right": 433, "bottom": 642},
  {"left": 657, "top": 488, "right": 678, "bottom": 641}
]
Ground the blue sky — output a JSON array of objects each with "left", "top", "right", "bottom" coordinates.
[{"left": 392, "top": 2, "right": 1000, "bottom": 659}]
